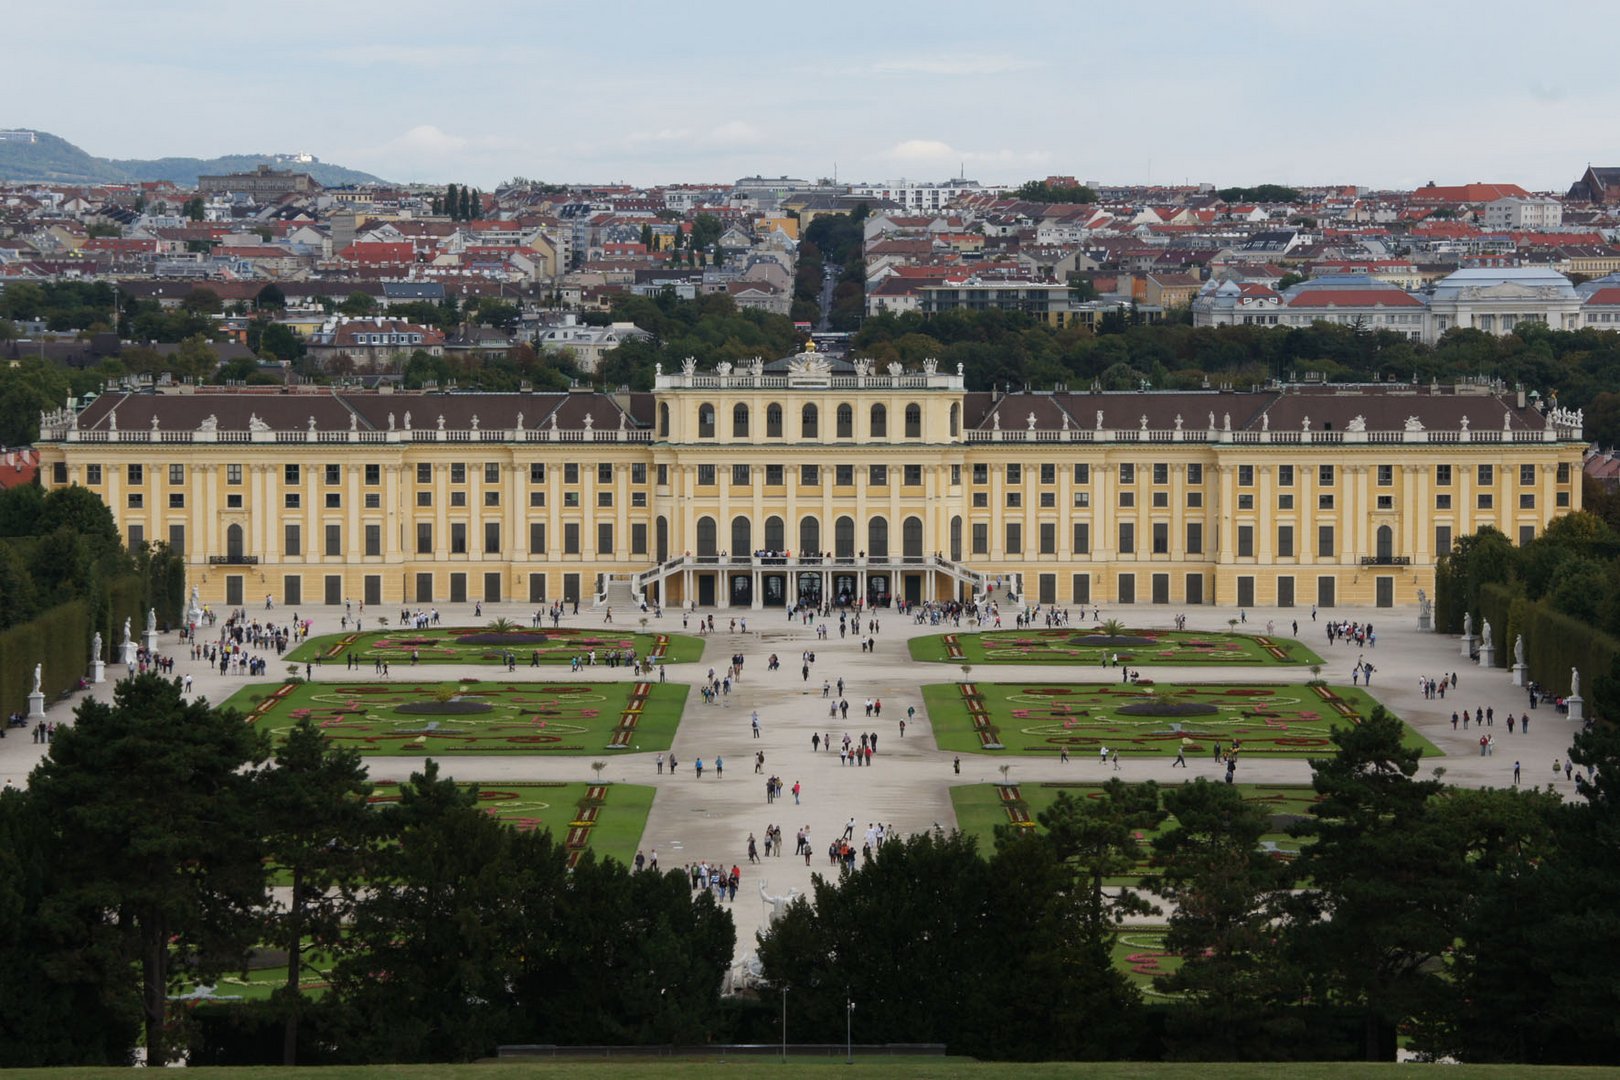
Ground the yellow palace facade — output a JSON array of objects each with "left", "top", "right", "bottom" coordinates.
[{"left": 35, "top": 353, "right": 1584, "bottom": 612}]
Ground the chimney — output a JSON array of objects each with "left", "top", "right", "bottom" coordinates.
[{"left": 1516, "top": 386, "right": 1526, "bottom": 409}]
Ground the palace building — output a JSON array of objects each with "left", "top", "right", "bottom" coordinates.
[{"left": 34, "top": 351, "right": 1585, "bottom": 613}]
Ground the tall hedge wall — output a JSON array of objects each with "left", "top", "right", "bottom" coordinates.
[
  {"left": 1478, "top": 582, "right": 1524, "bottom": 669},
  {"left": 0, "top": 600, "right": 89, "bottom": 719},
  {"left": 1515, "top": 599, "right": 1619, "bottom": 697}
]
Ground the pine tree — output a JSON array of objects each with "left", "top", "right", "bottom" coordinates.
[{"left": 444, "top": 183, "right": 458, "bottom": 221}]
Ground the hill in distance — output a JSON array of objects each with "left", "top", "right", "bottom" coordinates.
[{"left": 0, "top": 129, "right": 385, "bottom": 187}]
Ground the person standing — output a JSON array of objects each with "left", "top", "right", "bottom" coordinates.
[{"left": 656, "top": 752, "right": 665, "bottom": 775}]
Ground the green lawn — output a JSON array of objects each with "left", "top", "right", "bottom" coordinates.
[
  {"left": 11, "top": 1061, "right": 1616, "bottom": 1078},
  {"left": 951, "top": 781, "right": 1319, "bottom": 884},
  {"left": 221, "top": 680, "right": 690, "bottom": 755},
  {"left": 923, "top": 681, "right": 1436, "bottom": 758},
  {"left": 288, "top": 625, "right": 705, "bottom": 666},
  {"left": 910, "top": 628, "right": 1323, "bottom": 667}
]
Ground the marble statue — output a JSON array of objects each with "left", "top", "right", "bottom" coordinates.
[
  {"left": 1505, "top": 410, "right": 1514, "bottom": 431},
  {"left": 150, "top": 415, "right": 159, "bottom": 432},
  {"left": 1571, "top": 668, "right": 1580, "bottom": 697},
  {"left": 583, "top": 412, "right": 594, "bottom": 431},
  {"left": 349, "top": 411, "right": 358, "bottom": 431},
  {"left": 1261, "top": 412, "right": 1269, "bottom": 431},
  {"left": 1460, "top": 415, "right": 1470, "bottom": 433},
  {"left": 403, "top": 410, "right": 412, "bottom": 430},
  {"left": 1480, "top": 618, "right": 1493, "bottom": 649},
  {"left": 1514, "top": 634, "right": 1525, "bottom": 665},
  {"left": 32, "top": 663, "right": 41, "bottom": 695},
  {"left": 248, "top": 412, "right": 270, "bottom": 432},
  {"left": 122, "top": 616, "right": 133, "bottom": 645},
  {"left": 681, "top": 356, "right": 696, "bottom": 377},
  {"left": 1208, "top": 411, "right": 1216, "bottom": 429},
  {"left": 514, "top": 411, "right": 523, "bottom": 431},
  {"left": 387, "top": 412, "right": 396, "bottom": 431},
  {"left": 1404, "top": 415, "right": 1425, "bottom": 432},
  {"left": 1096, "top": 409, "right": 1104, "bottom": 430},
  {"left": 758, "top": 879, "right": 801, "bottom": 925},
  {"left": 1463, "top": 612, "right": 1472, "bottom": 638},
  {"left": 91, "top": 631, "right": 101, "bottom": 661},
  {"left": 146, "top": 607, "right": 156, "bottom": 633},
  {"left": 437, "top": 414, "right": 446, "bottom": 431},
  {"left": 1174, "top": 414, "right": 1183, "bottom": 431},
  {"left": 1302, "top": 416, "right": 1311, "bottom": 432},
  {"left": 1417, "top": 588, "right": 1430, "bottom": 619},
  {"left": 1028, "top": 412, "right": 1039, "bottom": 431},
  {"left": 470, "top": 414, "right": 480, "bottom": 431},
  {"left": 197, "top": 414, "right": 218, "bottom": 432},
  {"left": 1345, "top": 415, "right": 1367, "bottom": 433},
  {"left": 1223, "top": 412, "right": 1232, "bottom": 431},
  {"left": 307, "top": 415, "right": 317, "bottom": 434}
]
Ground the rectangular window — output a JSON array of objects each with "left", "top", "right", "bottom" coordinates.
[
  {"left": 127, "top": 523, "right": 143, "bottom": 547},
  {"left": 326, "top": 464, "right": 341, "bottom": 484},
  {"left": 631, "top": 522, "right": 647, "bottom": 555},
  {"left": 530, "top": 463, "right": 547, "bottom": 484},
  {"left": 564, "top": 523, "right": 580, "bottom": 554},
  {"left": 632, "top": 492, "right": 647, "bottom": 507},
  {"left": 365, "top": 464, "right": 380, "bottom": 485},
  {"left": 1557, "top": 491, "right": 1570, "bottom": 508},
  {"left": 950, "top": 464, "right": 961, "bottom": 486},
  {"left": 597, "top": 491, "right": 613, "bottom": 507},
  {"left": 1520, "top": 464, "right": 1535, "bottom": 486},
  {"left": 597, "top": 522, "right": 613, "bottom": 554},
  {"left": 1437, "top": 494, "right": 1452, "bottom": 509},
  {"left": 1188, "top": 463, "right": 1203, "bottom": 485},
  {"left": 86, "top": 464, "right": 102, "bottom": 484},
  {"left": 1436, "top": 525, "right": 1452, "bottom": 556},
  {"left": 1318, "top": 525, "right": 1334, "bottom": 558},
  {"left": 1278, "top": 525, "right": 1294, "bottom": 558},
  {"left": 168, "top": 524, "right": 185, "bottom": 555},
  {"left": 1186, "top": 522, "right": 1202, "bottom": 554},
  {"left": 1478, "top": 464, "right": 1494, "bottom": 486},
  {"left": 733, "top": 464, "right": 751, "bottom": 486},
  {"left": 1377, "top": 464, "right": 1393, "bottom": 486},
  {"left": 1073, "top": 463, "right": 1090, "bottom": 484},
  {"left": 417, "top": 463, "right": 432, "bottom": 484},
  {"left": 1041, "top": 463, "right": 1057, "bottom": 484},
  {"left": 325, "top": 493, "right": 341, "bottom": 508},
  {"left": 1119, "top": 463, "right": 1135, "bottom": 484},
  {"left": 1277, "top": 464, "right": 1293, "bottom": 486},
  {"left": 1519, "top": 493, "right": 1535, "bottom": 509},
  {"left": 1238, "top": 494, "right": 1254, "bottom": 510},
  {"left": 168, "top": 493, "right": 184, "bottom": 508},
  {"left": 801, "top": 464, "right": 820, "bottom": 486},
  {"left": 1277, "top": 493, "right": 1292, "bottom": 509},
  {"left": 324, "top": 524, "right": 342, "bottom": 556},
  {"left": 1319, "top": 465, "right": 1334, "bottom": 486},
  {"left": 1152, "top": 491, "right": 1168, "bottom": 508},
  {"left": 973, "top": 463, "right": 989, "bottom": 484},
  {"left": 630, "top": 463, "right": 646, "bottom": 484},
  {"left": 1119, "top": 491, "right": 1135, "bottom": 507},
  {"left": 285, "top": 524, "right": 302, "bottom": 556},
  {"left": 365, "top": 524, "right": 381, "bottom": 557},
  {"left": 226, "top": 494, "right": 241, "bottom": 508},
  {"left": 1377, "top": 495, "right": 1393, "bottom": 510},
  {"left": 1006, "top": 491, "right": 1021, "bottom": 507},
  {"left": 1558, "top": 462, "right": 1571, "bottom": 484},
  {"left": 1073, "top": 522, "right": 1091, "bottom": 553},
  {"left": 1072, "top": 572, "right": 1091, "bottom": 605},
  {"left": 1040, "top": 522, "right": 1056, "bottom": 554},
  {"left": 1074, "top": 491, "right": 1090, "bottom": 508},
  {"left": 484, "top": 521, "right": 500, "bottom": 554},
  {"left": 1153, "top": 462, "right": 1168, "bottom": 485},
  {"left": 1478, "top": 493, "right": 1494, "bottom": 509},
  {"left": 1436, "top": 464, "right": 1452, "bottom": 485},
  {"left": 529, "top": 521, "right": 547, "bottom": 553},
  {"left": 869, "top": 464, "right": 888, "bottom": 486},
  {"left": 1519, "top": 524, "right": 1536, "bottom": 547},
  {"left": 596, "top": 462, "right": 612, "bottom": 485},
  {"left": 223, "top": 464, "right": 238, "bottom": 484},
  {"left": 452, "top": 463, "right": 467, "bottom": 484},
  {"left": 482, "top": 462, "right": 499, "bottom": 485},
  {"left": 765, "top": 465, "right": 784, "bottom": 486},
  {"left": 904, "top": 464, "right": 922, "bottom": 486},
  {"left": 451, "top": 523, "right": 466, "bottom": 554},
  {"left": 1005, "top": 522, "right": 1022, "bottom": 554},
  {"left": 836, "top": 465, "right": 854, "bottom": 486},
  {"left": 416, "top": 523, "right": 432, "bottom": 554},
  {"left": 418, "top": 490, "right": 432, "bottom": 507},
  {"left": 1318, "top": 494, "right": 1334, "bottom": 510},
  {"left": 1152, "top": 522, "right": 1169, "bottom": 554},
  {"left": 1238, "top": 464, "right": 1254, "bottom": 487},
  {"left": 283, "top": 491, "right": 301, "bottom": 508},
  {"left": 168, "top": 463, "right": 184, "bottom": 484},
  {"left": 1237, "top": 525, "right": 1254, "bottom": 557},
  {"left": 1006, "top": 463, "right": 1022, "bottom": 484},
  {"left": 697, "top": 465, "right": 716, "bottom": 485},
  {"left": 1042, "top": 492, "right": 1057, "bottom": 508},
  {"left": 564, "top": 492, "right": 579, "bottom": 508},
  {"left": 971, "top": 523, "right": 989, "bottom": 555},
  {"left": 1119, "top": 522, "right": 1135, "bottom": 554}
]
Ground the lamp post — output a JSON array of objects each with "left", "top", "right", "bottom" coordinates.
[
  {"left": 845, "top": 997, "right": 855, "bottom": 1064},
  {"left": 780, "top": 985, "right": 789, "bottom": 1064}
]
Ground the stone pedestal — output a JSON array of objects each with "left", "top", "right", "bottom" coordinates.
[
  {"left": 1417, "top": 609, "right": 1431, "bottom": 631},
  {"left": 1460, "top": 633, "right": 1474, "bottom": 658},
  {"left": 1511, "top": 662, "right": 1528, "bottom": 687},
  {"left": 90, "top": 659, "right": 105, "bottom": 684},
  {"left": 120, "top": 640, "right": 137, "bottom": 666},
  {"left": 1478, "top": 644, "right": 1495, "bottom": 669},
  {"left": 1568, "top": 695, "right": 1585, "bottom": 724},
  {"left": 26, "top": 690, "right": 44, "bottom": 721},
  {"left": 142, "top": 629, "right": 158, "bottom": 656}
]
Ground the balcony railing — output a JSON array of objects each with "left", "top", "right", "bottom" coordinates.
[
  {"left": 1359, "top": 555, "right": 1412, "bottom": 566},
  {"left": 207, "top": 554, "right": 260, "bottom": 565}
]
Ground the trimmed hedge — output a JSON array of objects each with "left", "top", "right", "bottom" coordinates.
[
  {"left": 1478, "top": 582, "right": 1523, "bottom": 669},
  {"left": 0, "top": 600, "right": 89, "bottom": 718},
  {"left": 1515, "top": 598, "right": 1619, "bottom": 697}
]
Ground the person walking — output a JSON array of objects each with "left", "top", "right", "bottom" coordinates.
[
  {"left": 792, "top": 780, "right": 801, "bottom": 804},
  {"left": 656, "top": 752, "right": 665, "bottom": 775}
]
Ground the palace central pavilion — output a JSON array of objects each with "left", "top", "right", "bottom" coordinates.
[{"left": 35, "top": 351, "right": 1584, "bottom": 612}]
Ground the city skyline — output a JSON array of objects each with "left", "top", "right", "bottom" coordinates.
[{"left": 8, "top": 0, "right": 1617, "bottom": 190}]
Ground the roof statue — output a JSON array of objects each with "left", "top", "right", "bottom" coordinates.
[
  {"left": 853, "top": 358, "right": 872, "bottom": 377},
  {"left": 248, "top": 412, "right": 269, "bottom": 432},
  {"left": 403, "top": 410, "right": 412, "bottom": 430},
  {"left": 470, "top": 415, "right": 480, "bottom": 431},
  {"left": 923, "top": 358, "right": 938, "bottom": 375},
  {"left": 197, "top": 414, "right": 218, "bottom": 432},
  {"left": 1302, "top": 415, "right": 1311, "bottom": 432},
  {"left": 618, "top": 410, "right": 627, "bottom": 431},
  {"left": 1029, "top": 412, "right": 1039, "bottom": 431},
  {"left": 437, "top": 414, "right": 445, "bottom": 430},
  {"left": 1208, "top": 411, "right": 1216, "bottom": 429},
  {"left": 1140, "top": 414, "right": 1149, "bottom": 431},
  {"left": 1261, "top": 412, "right": 1269, "bottom": 431},
  {"left": 957, "top": 362, "right": 964, "bottom": 376},
  {"left": 681, "top": 356, "right": 696, "bottom": 377},
  {"left": 715, "top": 361, "right": 732, "bottom": 377},
  {"left": 1097, "top": 410, "right": 1104, "bottom": 430},
  {"left": 1223, "top": 412, "right": 1232, "bottom": 432},
  {"left": 150, "top": 414, "right": 159, "bottom": 432},
  {"left": 514, "top": 411, "right": 523, "bottom": 431},
  {"left": 1460, "top": 415, "right": 1469, "bottom": 433},
  {"left": 1345, "top": 415, "right": 1366, "bottom": 432},
  {"left": 1061, "top": 412, "right": 1071, "bottom": 431},
  {"left": 583, "top": 412, "right": 594, "bottom": 431},
  {"left": 749, "top": 357, "right": 763, "bottom": 377},
  {"left": 108, "top": 410, "right": 117, "bottom": 432},
  {"left": 307, "top": 415, "right": 317, "bottom": 433},
  {"left": 992, "top": 411, "right": 1000, "bottom": 431},
  {"left": 787, "top": 352, "right": 832, "bottom": 376},
  {"left": 387, "top": 412, "right": 396, "bottom": 431},
  {"left": 1404, "top": 415, "right": 1425, "bottom": 432},
  {"left": 887, "top": 362, "right": 903, "bottom": 376},
  {"left": 804, "top": 338, "right": 817, "bottom": 352},
  {"left": 1175, "top": 414, "right": 1183, "bottom": 431},
  {"left": 550, "top": 411, "right": 559, "bottom": 429},
  {"left": 654, "top": 363, "right": 663, "bottom": 377}
]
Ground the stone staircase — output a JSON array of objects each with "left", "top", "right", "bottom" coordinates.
[{"left": 594, "top": 576, "right": 638, "bottom": 611}]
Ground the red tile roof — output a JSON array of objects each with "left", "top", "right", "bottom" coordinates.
[
  {"left": 1582, "top": 288, "right": 1620, "bottom": 306},
  {"left": 1287, "top": 289, "right": 1423, "bottom": 308}
]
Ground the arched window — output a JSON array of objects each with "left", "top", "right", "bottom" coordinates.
[
  {"left": 835, "top": 516, "right": 855, "bottom": 558},
  {"left": 836, "top": 403, "right": 854, "bottom": 439},
  {"left": 868, "top": 516, "right": 889, "bottom": 558},
  {"left": 764, "top": 515, "right": 785, "bottom": 551},
  {"left": 870, "top": 404, "right": 887, "bottom": 438},
  {"left": 656, "top": 516, "right": 669, "bottom": 562},
  {"left": 949, "top": 402, "right": 960, "bottom": 438},
  {"left": 731, "top": 515, "right": 753, "bottom": 555},
  {"left": 696, "top": 516, "right": 717, "bottom": 556},
  {"left": 949, "top": 516, "right": 962, "bottom": 562},
  {"left": 904, "top": 403, "right": 922, "bottom": 438},
  {"left": 766, "top": 403, "right": 783, "bottom": 438},
  {"left": 659, "top": 402, "right": 670, "bottom": 438},
  {"left": 1376, "top": 524, "right": 1394, "bottom": 561},
  {"left": 802, "top": 403, "right": 819, "bottom": 438},
  {"left": 903, "top": 515, "right": 924, "bottom": 558},
  {"left": 227, "top": 523, "right": 244, "bottom": 558},
  {"left": 732, "top": 403, "right": 749, "bottom": 437},
  {"left": 800, "top": 516, "right": 821, "bottom": 555},
  {"left": 698, "top": 404, "right": 716, "bottom": 438}
]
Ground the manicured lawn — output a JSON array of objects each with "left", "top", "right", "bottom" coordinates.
[
  {"left": 923, "top": 681, "right": 1436, "bottom": 758},
  {"left": 951, "top": 781, "right": 1319, "bottom": 884},
  {"left": 12, "top": 1061, "right": 1611, "bottom": 1078},
  {"left": 288, "top": 625, "right": 705, "bottom": 665},
  {"left": 910, "top": 627, "right": 1323, "bottom": 666},
  {"left": 221, "top": 680, "right": 690, "bottom": 755}
]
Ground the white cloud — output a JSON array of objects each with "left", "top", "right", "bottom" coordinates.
[
  {"left": 347, "top": 126, "right": 522, "bottom": 181},
  {"left": 869, "top": 53, "right": 1045, "bottom": 77},
  {"left": 704, "top": 121, "right": 761, "bottom": 147},
  {"left": 885, "top": 140, "right": 1052, "bottom": 169},
  {"left": 888, "top": 139, "right": 958, "bottom": 162}
]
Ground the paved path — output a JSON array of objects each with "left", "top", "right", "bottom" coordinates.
[{"left": 0, "top": 600, "right": 1583, "bottom": 964}]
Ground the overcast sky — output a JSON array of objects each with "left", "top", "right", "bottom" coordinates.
[{"left": 9, "top": 0, "right": 1614, "bottom": 191}]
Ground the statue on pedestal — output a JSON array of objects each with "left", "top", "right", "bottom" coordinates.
[
  {"left": 91, "top": 631, "right": 102, "bottom": 661},
  {"left": 1572, "top": 668, "right": 1580, "bottom": 697},
  {"left": 1463, "top": 612, "right": 1472, "bottom": 638},
  {"left": 1514, "top": 635, "right": 1525, "bottom": 665},
  {"left": 758, "top": 879, "right": 800, "bottom": 925},
  {"left": 146, "top": 608, "right": 157, "bottom": 634},
  {"left": 1480, "top": 619, "right": 1493, "bottom": 649},
  {"left": 32, "top": 663, "right": 41, "bottom": 695}
]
